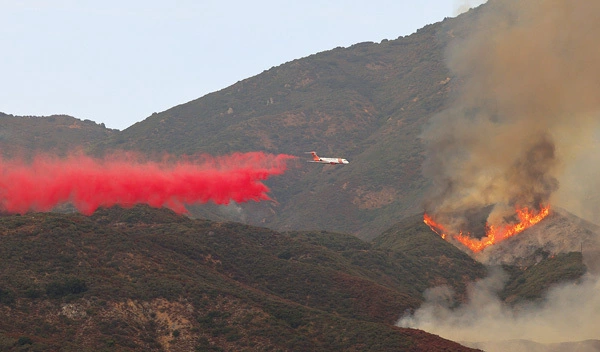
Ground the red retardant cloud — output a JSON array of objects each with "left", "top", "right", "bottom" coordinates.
[{"left": 0, "top": 152, "right": 295, "bottom": 215}]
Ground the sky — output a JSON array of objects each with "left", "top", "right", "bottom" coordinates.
[{"left": 0, "top": 0, "right": 487, "bottom": 130}]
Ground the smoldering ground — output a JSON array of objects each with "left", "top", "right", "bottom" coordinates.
[{"left": 422, "top": 0, "right": 600, "bottom": 232}]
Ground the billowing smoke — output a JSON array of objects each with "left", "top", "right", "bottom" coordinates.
[
  {"left": 409, "top": 1, "right": 600, "bottom": 347},
  {"left": 0, "top": 152, "right": 295, "bottom": 215},
  {"left": 454, "top": 0, "right": 488, "bottom": 15},
  {"left": 423, "top": 0, "right": 600, "bottom": 233},
  {"left": 398, "top": 269, "right": 600, "bottom": 348}
]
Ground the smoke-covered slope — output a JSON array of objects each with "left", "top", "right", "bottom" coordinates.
[
  {"left": 480, "top": 208, "right": 600, "bottom": 269},
  {"left": 466, "top": 339, "right": 600, "bottom": 352},
  {"left": 384, "top": 208, "right": 597, "bottom": 349},
  {"left": 372, "top": 211, "right": 589, "bottom": 303}
]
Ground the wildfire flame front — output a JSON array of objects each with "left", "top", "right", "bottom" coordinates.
[{"left": 424, "top": 205, "right": 551, "bottom": 252}]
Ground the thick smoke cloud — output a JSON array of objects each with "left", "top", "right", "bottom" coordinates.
[
  {"left": 455, "top": 1, "right": 488, "bottom": 16},
  {"left": 410, "top": 0, "right": 600, "bottom": 347},
  {"left": 0, "top": 152, "right": 294, "bottom": 214},
  {"left": 398, "top": 270, "right": 600, "bottom": 348},
  {"left": 422, "top": 0, "right": 600, "bottom": 232}
]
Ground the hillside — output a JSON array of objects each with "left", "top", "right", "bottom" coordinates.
[
  {"left": 0, "top": 113, "right": 115, "bottom": 157},
  {"left": 83, "top": 8, "right": 485, "bottom": 240},
  {"left": 0, "top": 7, "right": 487, "bottom": 240},
  {"left": 0, "top": 205, "right": 484, "bottom": 351},
  {"left": 108, "top": 21, "right": 449, "bottom": 239},
  {"left": 0, "top": 0, "right": 597, "bottom": 349},
  {"left": 0, "top": 205, "right": 589, "bottom": 351},
  {"left": 373, "top": 212, "right": 588, "bottom": 304}
]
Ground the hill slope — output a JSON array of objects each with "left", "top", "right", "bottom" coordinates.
[
  {"left": 374, "top": 212, "right": 589, "bottom": 305},
  {"left": 0, "top": 7, "right": 488, "bottom": 240},
  {"left": 0, "top": 205, "right": 588, "bottom": 351},
  {"left": 88, "top": 10, "right": 485, "bottom": 240},
  {"left": 0, "top": 206, "right": 484, "bottom": 351},
  {"left": 0, "top": 112, "right": 115, "bottom": 157}
]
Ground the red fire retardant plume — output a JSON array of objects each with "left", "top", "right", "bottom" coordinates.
[{"left": 0, "top": 152, "right": 295, "bottom": 215}]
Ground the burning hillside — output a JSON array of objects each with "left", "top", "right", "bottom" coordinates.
[
  {"left": 402, "top": 0, "right": 600, "bottom": 349},
  {"left": 481, "top": 207, "right": 600, "bottom": 268},
  {"left": 424, "top": 205, "right": 550, "bottom": 253},
  {"left": 423, "top": 204, "right": 600, "bottom": 268},
  {"left": 420, "top": 0, "right": 600, "bottom": 258}
]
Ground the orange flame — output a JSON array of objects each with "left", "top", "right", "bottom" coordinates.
[
  {"left": 424, "top": 205, "right": 550, "bottom": 252},
  {"left": 423, "top": 213, "right": 447, "bottom": 239}
]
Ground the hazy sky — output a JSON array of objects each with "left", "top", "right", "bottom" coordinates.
[{"left": 1, "top": 0, "right": 486, "bottom": 130}]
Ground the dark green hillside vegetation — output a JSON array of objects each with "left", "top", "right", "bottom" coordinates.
[
  {"left": 88, "top": 15, "right": 474, "bottom": 240},
  {"left": 0, "top": 113, "right": 114, "bottom": 157},
  {"left": 0, "top": 206, "right": 481, "bottom": 351},
  {"left": 500, "top": 252, "right": 587, "bottom": 303},
  {"left": 0, "top": 6, "right": 489, "bottom": 240},
  {"left": 372, "top": 214, "right": 488, "bottom": 300}
]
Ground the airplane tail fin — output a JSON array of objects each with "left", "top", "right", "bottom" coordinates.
[{"left": 304, "top": 151, "right": 320, "bottom": 161}]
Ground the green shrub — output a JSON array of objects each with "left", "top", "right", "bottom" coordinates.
[
  {"left": 17, "top": 336, "right": 33, "bottom": 346},
  {"left": 0, "top": 288, "right": 15, "bottom": 305},
  {"left": 46, "top": 278, "right": 88, "bottom": 298}
]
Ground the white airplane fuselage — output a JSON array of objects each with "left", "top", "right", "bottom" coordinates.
[{"left": 307, "top": 152, "right": 349, "bottom": 165}]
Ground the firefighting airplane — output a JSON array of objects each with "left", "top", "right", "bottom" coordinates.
[{"left": 306, "top": 151, "right": 349, "bottom": 165}]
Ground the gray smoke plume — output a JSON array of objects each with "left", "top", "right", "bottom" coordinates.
[
  {"left": 408, "top": 1, "right": 600, "bottom": 348},
  {"left": 454, "top": 1, "right": 488, "bottom": 16},
  {"left": 423, "top": 0, "right": 600, "bottom": 233},
  {"left": 398, "top": 270, "right": 600, "bottom": 349}
]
